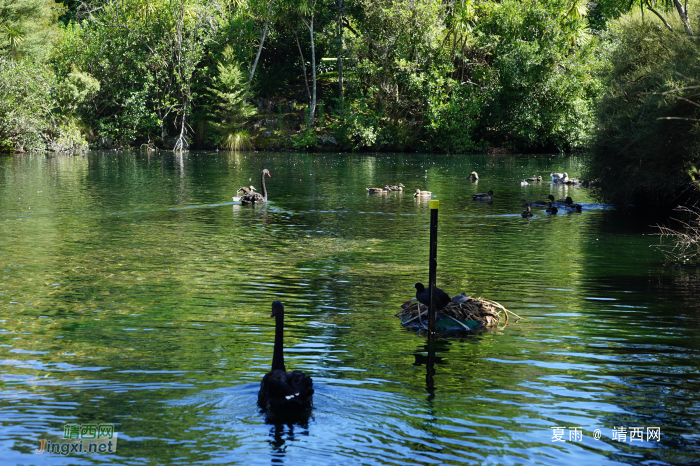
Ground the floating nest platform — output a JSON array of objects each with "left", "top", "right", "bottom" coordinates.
[{"left": 395, "top": 297, "right": 521, "bottom": 332}]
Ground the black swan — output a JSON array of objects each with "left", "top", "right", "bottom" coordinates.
[
  {"left": 258, "top": 301, "right": 314, "bottom": 412},
  {"left": 242, "top": 169, "right": 271, "bottom": 204}
]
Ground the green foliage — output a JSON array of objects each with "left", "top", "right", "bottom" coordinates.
[
  {"left": 292, "top": 128, "right": 318, "bottom": 150},
  {"left": 0, "top": 56, "right": 55, "bottom": 151},
  {"left": 51, "top": 0, "right": 217, "bottom": 147},
  {"left": 206, "top": 46, "right": 257, "bottom": 149},
  {"left": 474, "top": 0, "right": 601, "bottom": 150},
  {"left": 0, "top": 0, "right": 63, "bottom": 58},
  {"left": 586, "top": 11, "right": 700, "bottom": 206},
  {"left": 56, "top": 65, "right": 100, "bottom": 112}
]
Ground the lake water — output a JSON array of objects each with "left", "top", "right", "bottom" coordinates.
[{"left": 1, "top": 151, "right": 699, "bottom": 465}]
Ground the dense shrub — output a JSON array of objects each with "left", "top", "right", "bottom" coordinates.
[
  {"left": 0, "top": 57, "right": 55, "bottom": 151},
  {"left": 586, "top": 12, "right": 700, "bottom": 206}
]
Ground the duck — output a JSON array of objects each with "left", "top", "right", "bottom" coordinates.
[
  {"left": 467, "top": 171, "right": 479, "bottom": 181},
  {"left": 551, "top": 172, "right": 569, "bottom": 183},
  {"left": 563, "top": 197, "right": 582, "bottom": 211},
  {"left": 367, "top": 187, "right": 387, "bottom": 194},
  {"left": 414, "top": 189, "right": 432, "bottom": 197},
  {"left": 258, "top": 301, "right": 314, "bottom": 412},
  {"left": 525, "top": 176, "right": 543, "bottom": 182},
  {"left": 237, "top": 185, "right": 257, "bottom": 195},
  {"left": 233, "top": 185, "right": 257, "bottom": 202},
  {"left": 241, "top": 169, "right": 271, "bottom": 204},
  {"left": 472, "top": 190, "right": 493, "bottom": 200},
  {"left": 545, "top": 202, "right": 558, "bottom": 214},
  {"left": 521, "top": 206, "right": 533, "bottom": 218},
  {"left": 385, "top": 183, "right": 405, "bottom": 191}
]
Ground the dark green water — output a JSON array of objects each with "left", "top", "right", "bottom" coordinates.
[{"left": 1, "top": 151, "right": 699, "bottom": 465}]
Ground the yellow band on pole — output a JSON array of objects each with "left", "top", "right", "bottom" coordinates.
[{"left": 429, "top": 200, "right": 439, "bottom": 210}]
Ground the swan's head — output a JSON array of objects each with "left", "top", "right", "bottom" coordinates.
[
  {"left": 414, "top": 282, "right": 425, "bottom": 292},
  {"left": 271, "top": 300, "right": 284, "bottom": 317},
  {"left": 263, "top": 169, "right": 271, "bottom": 178},
  {"left": 487, "top": 190, "right": 493, "bottom": 195}
]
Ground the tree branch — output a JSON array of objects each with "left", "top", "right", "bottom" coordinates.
[{"left": 646, "top": 5, "right": 674, "bottom": 32}]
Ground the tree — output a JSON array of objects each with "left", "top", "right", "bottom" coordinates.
[
  {"left": 0, "top": 0, "right": 63, "bottom": 58},
  {"left": 65, "top": 0, "right": 219, "bottom": 148},
  {"left": 207, "top": 46, "right": 257, "bottom": 149}
]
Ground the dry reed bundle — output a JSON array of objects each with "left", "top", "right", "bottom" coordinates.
[{"left": 395, "top": 296, "right": 521, "bottom": 331}]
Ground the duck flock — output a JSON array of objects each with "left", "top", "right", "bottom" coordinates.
[
  {"left": 233, "top": 168, "right": 586, "bottom": 219},
  {"left": 366, "top": 171, "right": 585, "bottom": 217}
]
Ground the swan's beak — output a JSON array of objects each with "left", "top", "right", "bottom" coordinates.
[
  {"left": 270, "top": 312, "right": 274, "bottom": 317},
  {"left": 267, "top": 172, "right": 271, "bottom": 177}
]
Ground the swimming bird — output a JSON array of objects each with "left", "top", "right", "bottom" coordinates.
[
  {"left": 522, "top": 206, "right": 533, "bottom": 218},
  {"left": 237, "top": 185, "right": 257, "bottom": 195},
  {"left": 525, "top": 176, "right": 543, "bottom": 182},
  {"left": 414, "top": 189, "right": 432, "bottom": 197},
  {"left": 563, "top": 197, "right": 582, "bottom": 211},
  {"left": 385, "top": 183, "right": 405, "bottom": 191},
  {"left": 258, "top": 301, "right": 314, "bottom": 412},
  {"left": 367, "top": 187, "right": 387, "bottom": 194},
  {"left": 551, "top": 172, "right": 569, "bottom": 183},
  {"left": 233, "top": 185, "right": 257, "bottom": 202},
  {"left": 545, "top": 202, "right": 558, "bottom": 214},
  {"left": 242, "top": 169, "right": 271, "bottom": 204},
  {"left": 520, "top": 197, "right": 550, "bottom": 206},
  {"left": 472, "top": 190, "right": 493, "bottom": 200}
]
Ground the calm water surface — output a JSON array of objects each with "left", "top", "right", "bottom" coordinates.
[{"left": 1, "top": 151, "right": 699, "bottom": 465}]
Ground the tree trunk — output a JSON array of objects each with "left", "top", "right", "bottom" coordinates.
[
  {"left": 245, "top": 0, "right": 275, "bottom": 103},
  {"left": 294, "top": 30, "right": 311, "bottom": 102},
  {"left": 671, "top": 0, "right": 693, "bottom": 35},
  {"left": 337, "top": 0, "right": 344, "bottom": 114},
  {"left": 302, "top": 4, "right": 317, "bottom": 129}
]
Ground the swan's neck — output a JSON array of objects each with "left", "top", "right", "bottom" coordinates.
[
  {"left": 261, "top": 171, "right": 268, "bottom": 201},
  {"left": 271, "top": 311, "right": 286, "bottom": 372}
]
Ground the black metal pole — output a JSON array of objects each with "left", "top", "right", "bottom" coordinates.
[{"left": 428, "top": 200, "right": 439, "bottom": 336}]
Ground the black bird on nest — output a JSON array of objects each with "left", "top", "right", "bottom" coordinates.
[{"left": 414, "top": 282, "right": 451, "bottom": 328}]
